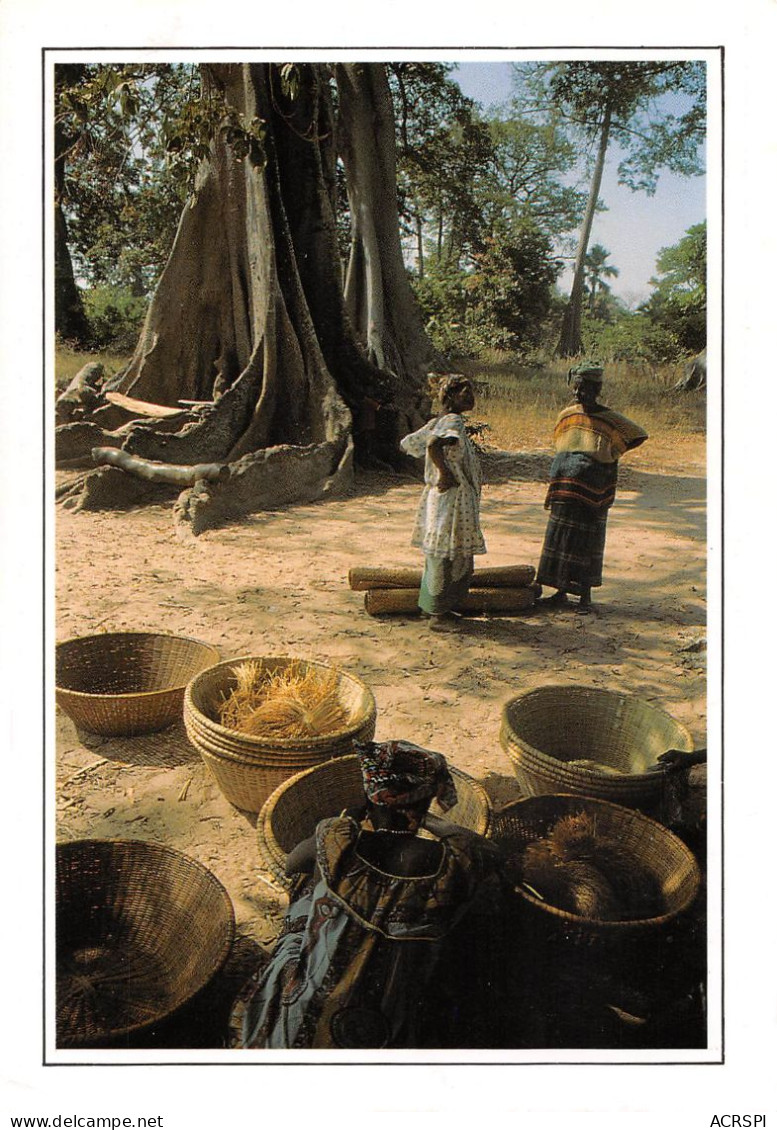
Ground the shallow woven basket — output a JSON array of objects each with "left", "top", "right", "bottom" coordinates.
[
  {"left": 56, "top": 839, "right": 234, "bottom": 1048},
  {"left": 56, "top": 632, "right": 220, "bottom": 736},
  {"left": 184, "top": 657, "right": 377, "bottom": 812},
  {"left": 490, "top": 794, "right": 700, "bottom": 944},
  {"left": 256, "top": 753, "right": 492, "bottom": 889},
  {"left": 500, "top": 685, "right": 694, "bottom": 810}
]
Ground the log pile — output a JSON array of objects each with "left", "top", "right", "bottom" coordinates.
[{"left": 349, "top": 564, "right": 540, "bottom": 617}]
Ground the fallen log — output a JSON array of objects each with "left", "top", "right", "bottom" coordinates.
[
  {"left": 350, "top": 563, "right": 536, "bottom": 591},
  {"left": 364, "top": 585, "right": 539, "bottom": 616},
  {"left": 105, "top": 392, "right": 188, "bottom": 419},
  {"left": 91, "top": 446, "right": 229, "bottom": 486}
]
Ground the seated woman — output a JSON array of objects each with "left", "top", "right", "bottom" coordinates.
[{"left": 236, "top": 740, "right": 497, "bottom": 1049}]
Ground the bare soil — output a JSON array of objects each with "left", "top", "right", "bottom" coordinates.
[{"left": 55, "top": 437, "right": 707, "bottom": 961}]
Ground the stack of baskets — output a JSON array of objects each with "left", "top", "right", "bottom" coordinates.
[
  {"left": 184, "top": 657, "right": 377, "bottom": 812},
  {"left": 500, "top": 685, "right": 695, "bottom": 811},
  {"left": 256, "top": 753, "right": 493, "bottom": 889},
  {"left": 55, "top": 631, "right": 220, "bottom": 736},
  {"left": 490, "top": 793, "right": 701, "bottom": 948},
  {"left": 56, "top": 839, "right": 234, "bottom": 1048}
]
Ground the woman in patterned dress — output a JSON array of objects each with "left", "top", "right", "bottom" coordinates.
[
  {"left": 236, "top": 740, "right": 496, "bottom": 1049},
  {"left": 537, "top": 361, "right": 648, "bottom": 612},
  {"left": 399, "top": 376, "right": 486, "bottom": 630}
]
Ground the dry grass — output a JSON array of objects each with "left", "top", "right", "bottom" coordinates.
[
  {"left": 459, "top": 357, "right": 707, "bottom": 468},
  {"left": 218, "top": 659, "right": 349, "bottom": 739},
  {"left": 54, "top": 346, "right": 707, "bottom": 477},
  {"left": 519, "top": 811, "right": 665, "bottom": 921},
  {"left": 55, "top": 345, "right": 132, "bottom": 395}
]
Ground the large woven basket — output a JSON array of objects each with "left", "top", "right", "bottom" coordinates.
[
  {"left": 490, "top": 794, "right": 701, "bottom": 945},
  {"left": 184, "top": 657, "right": 377, "bottom": 812},
  {"left": 500, "top": 685, "right": 694, "bottom": 810},
  {"left": 256, "top": 753, "right": 492, "bottom": 889},
  {"left": 56, "top": 839, "right": 234, "bottom": 1047},
  {"left": 56, "top": 632, "right": 220, "bottom": 736}
]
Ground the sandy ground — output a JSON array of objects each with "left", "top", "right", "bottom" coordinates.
[{"left": 54, "top": 437, "right": 707, "bottom": 957}]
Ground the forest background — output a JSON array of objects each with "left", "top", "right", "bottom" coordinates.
[{"left": 54, "top": 57, "right": 708, "bottom": 458}]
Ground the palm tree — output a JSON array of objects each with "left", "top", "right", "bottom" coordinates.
[{"left": 584, "top": 244, "right": 619, "bottom": 317}]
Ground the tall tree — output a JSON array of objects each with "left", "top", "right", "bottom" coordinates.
[
  {"left": 56, "top": 63, "right": 438, "bottom": 534},
  {"left": 515, "top": 61, "right": 706, "bottom": 357}
]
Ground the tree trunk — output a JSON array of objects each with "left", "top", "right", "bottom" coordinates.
[
  {"left": 557, "top": 103, "right": 612, "bottom": 358},
  {"left": 58, "top": 63, "right": 437, "bottom": 533},
  {"left": 55, "top": 119, "right": 90, "bottom": 345},
  {"left": 338, "top": 63, "right": 440, "bottom": 405},
  {"left": 415, "top": 212, "right": 424, "bottom": 279}
]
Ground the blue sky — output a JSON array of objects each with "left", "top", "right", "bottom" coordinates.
[{"left": 451, "top": 61, "right": 707, "bottom": 305}]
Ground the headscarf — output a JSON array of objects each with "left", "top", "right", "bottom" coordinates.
[
  {"left": 567, "top": 361, "right": 604, "bottom": 385},
  {"left": 355, "top": 739, "right": 458, "bottom": 812},
  {"left": 438, "top": 374, "right": 474, "bottom": 408}
]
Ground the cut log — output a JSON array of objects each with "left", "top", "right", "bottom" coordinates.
[
  {"left": 91, "top": 446, "right": 228, "bottom": 486},
  {"left": 350, "top": 563, "right": 536, "bottom": 591},
  {"left": 364, "top": 585, "right": 539, "bottom": 616},
  {"left": 104, "top": 392, "right": 188, "bottom": 419}
]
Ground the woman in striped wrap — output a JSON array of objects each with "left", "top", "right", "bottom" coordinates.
[{"left": 537, "top": 362, "right": 647, "bottom": 612}]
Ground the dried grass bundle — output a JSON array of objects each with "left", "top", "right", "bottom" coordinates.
[
  {"left": 219, "top": 661, "right": 349, "bottom": 739},
  {"left": 566, "top": 758, "right": 624, "bottom": 776},
  {"left": 519, "top": 811, "right": 663, "bottom": 921}
]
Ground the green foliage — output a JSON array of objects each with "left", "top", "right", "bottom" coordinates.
[
  {"left": 412, "top": 258, "right": 477, "bottom": 355},
  {"left": 55, "top": 63, "right": 268, "bottom": 297},
  {"left": 582, "top": 308, "right": 681, "bottom": 364},
  {"left": 642, "top": 221, "right": 707, "bottom": 355},
  {"left": 529, "top": 60, "right": 707, "bottom": 195},
  {"left": 390, "top": 63, "right": 495, "bottom": 265},
  {"left": 412, "top": 226, "right": 562, "bottom": 357},
  {"left": 579, "top": 220, "right": 707, "bottom": 365},
  {"left": 466, "top": 225, "right": 562, "bottom": 351},
  {"left": 82, "top": 286, "right": 148, "bottom": 351}
]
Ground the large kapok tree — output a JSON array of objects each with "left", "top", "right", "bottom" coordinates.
[{"left": 56, "top": 62, "right": 441, "bottom": 534}]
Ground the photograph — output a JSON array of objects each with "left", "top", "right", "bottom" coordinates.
[
  {"left": 48, "top": 49, "right": 717, "bottom": 1061},
  {"left": 0, "top": 0, "right": 773, "bottom": 1121}
]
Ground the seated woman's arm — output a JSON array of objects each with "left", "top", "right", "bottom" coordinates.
[{"left": 284, "top": 834, "right": 317, "bottom": 877}]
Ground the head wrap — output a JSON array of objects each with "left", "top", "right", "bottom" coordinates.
[
  {"left": 438, "top": 374, "right": 474, "bottom": 406},
  {"left": 355, "top": 739, "right": 458, "bottom": 812},
  {"left": 567, "top": 361, "right": 604, "bottom": 385}
]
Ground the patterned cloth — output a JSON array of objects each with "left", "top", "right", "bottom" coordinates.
[
  {"left": 537, "top": 403, "right": 646, "bottom": 593},
  {"left": 537, "top": 502, "right": 608, "bottom": 593},
  {"left": 552, "top": 405, "right": 648, "bottom": 463},
  {"left": 544, "top": 451, "right": 619, "bottom": 512},
  {"left": 400, "top": 413, "right": 486, "bottom": 559},
  {"left": 239, "top": 817, "right": 488, "bottom": 1048},
  {"left": 355, "top": 739, "right": 458, "bottom": 812}
]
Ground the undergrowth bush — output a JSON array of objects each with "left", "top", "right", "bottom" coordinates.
[{"left": 82, "top": 286, "right": 148, "bottom": 352}]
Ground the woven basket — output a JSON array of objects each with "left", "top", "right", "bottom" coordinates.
[
  {"left": 56, "top": 632, "right": 220, "bottom": 736},
  {"left": 256, "top": 753, "right": 492, "bottom": 889},
  {"left": 490, "top": 794, "right": 700, "bottom": 945},
  {"left": 184, "top": 657, "right": 377, "bottom": 812},
  {"left": 500, "top": 685, "right": 694, "bottom": 810},
  {"left": 56, "top": 839, "right": 234, "bottom": 1047}
]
